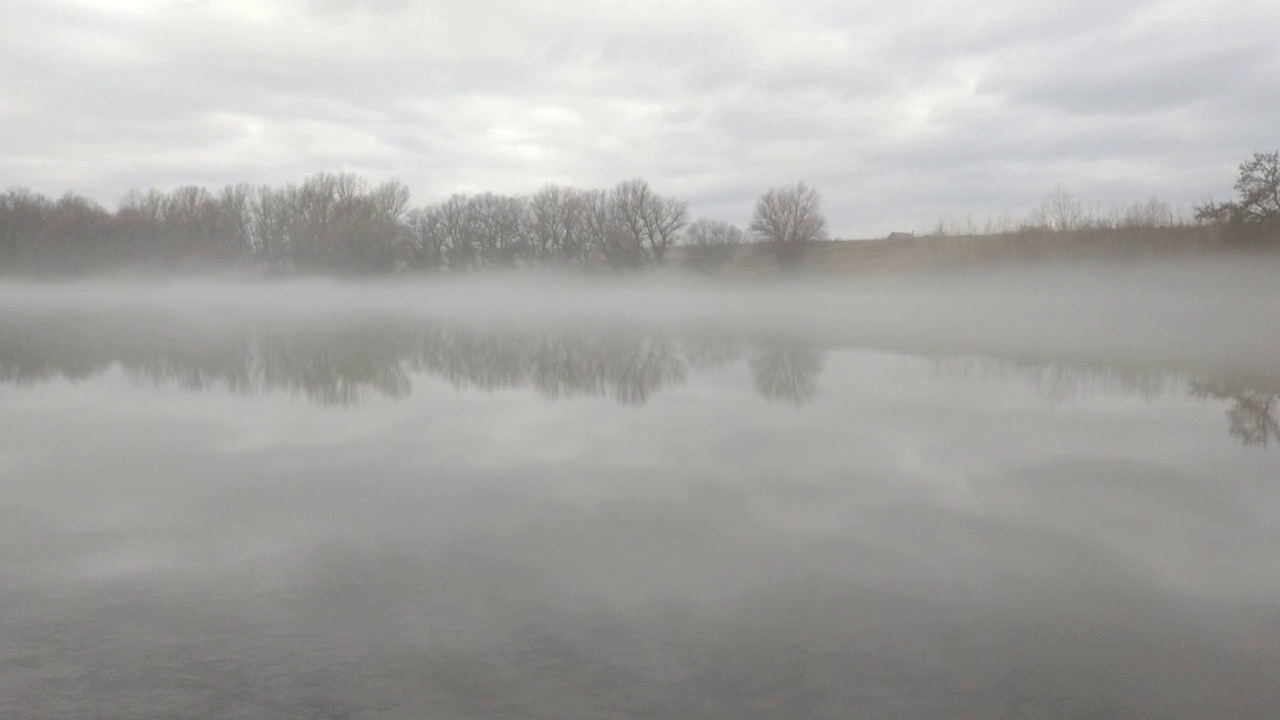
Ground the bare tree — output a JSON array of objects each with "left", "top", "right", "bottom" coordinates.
[
  {"left": 219, "top": 183, "right": 255, "bottom": 261},
  {"left": 1033, "top": 185, "right": 1084, "bottom": 232},
  {"left": 0, "top": 189, "right": 48, "bottom": 268},
  {"left": 684, "top": 219, "right": 743, "bottom": 274},
  {"left": 401, "top": 206, "right": 447, "bottom": 270},
  {"left": 1119, "top": 196, "right": 1176, "bottom": 229},
  {"left": 250, "top": 185, "right": 292, "bottom": 270},
  {"left": 468, "top": 193, "right": 527, "bottom": 267},
  {"left": 436, "top": 194, "right": 477, "bottom": 271},
  {"left": 260, "top": 172, "right": 404, "bottom": 272},
  {"left": 286, "top": 173, "right": 336, "bottom": 268},
  {"left": 643, "top": 195, "right": 688, "bottom": 265},
  {"left": 329, "top": 173, "right": 373, "bottom": 270},
  {"left": 610, "top": 178, "right": 688, "bottom": 265},
  {"left": 749, "top": 181, "right": 828, "bottom": 267},
  {"left": 526, "top": 184, "right": 586, "bottom": 264},
  {"left": 1196, "top": 150, "right": 1280, "bottom": 243},
  {"left": 118, "top": 188, "right": 166, "bottom": 229},
  {"left": 580, "top": 189, "right": 645, "bottom": 271},
  {"left": 370, "top": 180, "right": 410, "bottom": 223},
  {"left": 164, "top": 185, "right": 226, "bottom": 260},
  {"left": 43, "top": 192, "right": 113, "bottom": 270},
  {"left": 611, "top": 179, "right": 655, "bottom": 265},
  {"left": 562, "top": 189, "right": 596, "bottom": 267},
  {"left": 360, "top": 179, "right": 410, "bottom": 272}
]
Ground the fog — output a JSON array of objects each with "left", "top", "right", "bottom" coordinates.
[
  {"left": 2, "top": 258, "right": 1280, "bottom": 719},
  {"left": 4, "top": 253, "right": 1279, "bottom": 368}
]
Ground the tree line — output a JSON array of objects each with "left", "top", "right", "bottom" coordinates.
[
  {"left": 925, "top": 152, "right": 1280, "bottom": 242},
  {"left": 2, "top": 150, "right": 1274, "bottom": 276},
  {"left": 0, "top": 174, "right": 826, "bottom": 275}
]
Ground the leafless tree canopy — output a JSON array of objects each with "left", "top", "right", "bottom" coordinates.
[
  {"left": 526, "top": 185, "right": 587, "bottom": 265},
  {"left": 1033, "top": 185, "right": 1085, "bottom": 232},
  {"left": 611, "top": 179, "right": 689, "bottom": 266},
  {"left": 401, "top": 206, "right": 446, "bottom": 271},
  {"left": 1196, "top": 151, "right": 1280, "bottom": 243},
  {"left": 749, "top": 181, "right": 828, "bottom": 266},
  {"left": 577, "top": 188, "right": 640, "bottom": 271},
  {"left": 684, "top": 219, "right": 744, "bottom": 273},
  {"left": 468, "top": 193, "right": 526, "bottom": 268},
  {"left": 1119, "top": 196, "right": 1176, "bottom": 229}
]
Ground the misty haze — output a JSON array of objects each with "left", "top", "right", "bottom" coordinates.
[{"left": 3, "top": 0, "right": 1280, "bottom": 718}]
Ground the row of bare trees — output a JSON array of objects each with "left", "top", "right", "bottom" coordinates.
[
  {"left": 0, "top": 172, "right": 830, "bottom": 275},
  {"left": 927, "top": 151, "right": 1280, "bottom": 243},
  {"left": 402, "top": 179, "right": 692, "bottom": 273},
  {"left": 0, "top": 174, "right": 409, "bottom": 274},
  {"left": 929, "top": 190, "right": 1188, "bottom": 237},
  {"left": 4, "top": 150, "right": 1274, "bottom": 275},
  {"left": 400, "top": 177, "right": 826, "bottom": 273}
]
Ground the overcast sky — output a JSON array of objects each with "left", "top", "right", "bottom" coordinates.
[{"left": 1, "top": 0, "right": 1277, "bottom": 237}]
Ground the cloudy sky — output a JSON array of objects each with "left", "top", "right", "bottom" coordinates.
[{"left": 1, "top": 0, "right": 1277, "bottom": 237}]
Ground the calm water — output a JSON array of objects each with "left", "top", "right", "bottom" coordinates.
[{"left": 2, "top": 279, "right": 1279, "bottom": 719}]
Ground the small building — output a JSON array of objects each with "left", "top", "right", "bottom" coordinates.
[{"left": 886, "top": 231, "right": 915, "bottom": 240}]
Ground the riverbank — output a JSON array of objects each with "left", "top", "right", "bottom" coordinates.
[{"left": 685, "top": 224, "right": 1233, "bottom": 278}]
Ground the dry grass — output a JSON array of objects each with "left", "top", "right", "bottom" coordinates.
[{"left": 672, "top": 225, "right": 1229, "bottom": 279}]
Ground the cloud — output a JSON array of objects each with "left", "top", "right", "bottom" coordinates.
[{"left": 0, "top": 0, "right": 1276, "bottom": 236}]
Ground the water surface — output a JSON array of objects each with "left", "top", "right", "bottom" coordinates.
[{"left": 2, "top": 278, "right": 1278, "bottom": 719}]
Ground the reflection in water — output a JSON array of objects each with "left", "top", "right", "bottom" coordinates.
[
  {"left": 0, "top": 311, "right": 814, "bottom": 409},
  {"left": 1190, "top": 378, "right": 1280, "bottom": 448},
  {"left": 1, "top": 309, "right": 1278, "bottom": 446},
  {"left": 935, "top": 356, "right": 1280, "bottom": 449},
  {"left": 4, "top": 301, "right": 1280, "bottom": 720},
  {"left": 681, "top": 331, "right": 745, "bottom": 371},
  {"left": 932, "top": 356, "right": 1180, "bottom": 405},
  {"left": 0, "top": 313, "right": 419, "bottom": 407},
  {"left": 414, "top": 327, "right": 689, "bottom": 406},
  {"left": 748, "top": 340, "right": 825, "bottom": 406}
]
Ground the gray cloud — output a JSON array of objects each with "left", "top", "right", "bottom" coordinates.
[{"left": 1, "top": 0, "right": 1276, "bottom": 237}]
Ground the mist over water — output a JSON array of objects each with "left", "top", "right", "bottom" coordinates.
[{"left": 2, "top": 258, "right": 1279, "bottom": 718}]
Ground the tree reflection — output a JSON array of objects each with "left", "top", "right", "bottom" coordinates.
[
  {"left": 933, "top": 357, "right": 1177, "bottom": 406},
  {"left": 934, "top": 355, "right": 1280, "bottom": 449},
  {"left": 1190, "top": 379, "right": 1280, "bottom": 448},
  {"left": 253, "top": 323, "right": 416, "bottom": 407},
  {"left": 680, "top": 332, "right": 745, "bottom": 371},
  {"left": 411, "top": 326, "right": 687, "bottom": 406},
  {"left": 0, "top": 312, "right": 694, "bottom": 408},
  {"left": 2, "top": 309, "right": 1277, "bottom": 447},
  {"left": 749, "top": 340, "right": 825, "bottom": 406}
]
